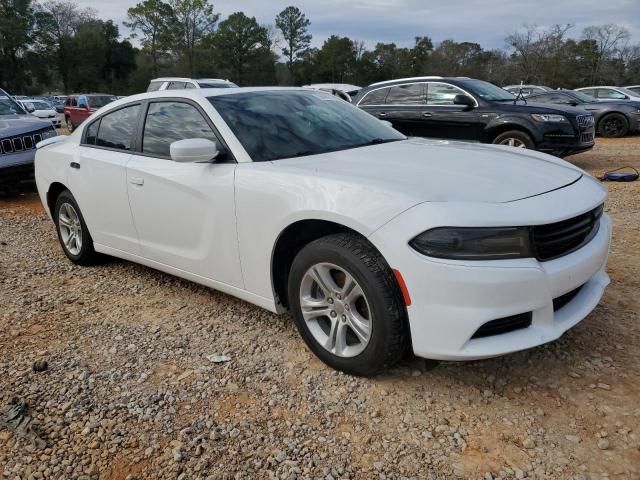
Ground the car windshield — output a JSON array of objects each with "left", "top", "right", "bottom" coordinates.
[
  {"left": 0, "top": 97, "right": 26, "bottom": 115},
  {"left": 209, "top": 90, "right": 405, "bottom": 162},
  {"left": 460, "top": 80, "right": 516, "bottom": 101},
  {"left": 616, "top": 87, "right": 640, "bottom": 98},
  {"left": 88, "top": 96, "right": 116, "bottom": 108}
]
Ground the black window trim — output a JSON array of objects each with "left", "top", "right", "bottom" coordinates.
[{"left": 134, "top": 97, "right": 236, "bottom": 163}]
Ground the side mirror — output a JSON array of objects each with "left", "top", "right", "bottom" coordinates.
[
  {"left": 170, "top": 138, "right": 219, "bottom": 163},
  {"left": 453, "top": 94, "right": 474, "bottom": 108}
]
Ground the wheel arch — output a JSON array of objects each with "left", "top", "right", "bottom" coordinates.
[
  {"left": 271, "top": 219, "right": 396, "bottom": 310},
  {"left": 46, "top": 182, "right": 69, "bottom": 217},
  {"left": 485, "top": 122, "right": 536, "bottom": 144}
]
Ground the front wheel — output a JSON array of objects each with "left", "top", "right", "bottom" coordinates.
[
  {"left": 492, "top": 130, "right": 535, "bottom": 149},
  {"left": 54, "top": 190, "right": 100, "bottom": 265},
  {"left": 288, "top": 233, "right": 408, "bottom": 376}
]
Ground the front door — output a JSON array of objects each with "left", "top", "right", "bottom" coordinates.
[
  {"left": 126, "top": 100, "right": 243, "bottom": 288},
  {"left": 421, "top": 82, "right": 482, "bottom": 141}
]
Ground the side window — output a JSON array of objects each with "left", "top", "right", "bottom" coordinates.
[
  {"left": 142, "top": 102, "right": 218, "bottom": 158},
  {"left": 427, "top": 83, "right": 469, "bottom": 105},
  {"left": 385, "top": 83, "right": 425, "bottom": 105},
  {"left": 531, "top": 94, "right": 552, "bottom": 103},
  {"left": 147, "top": 81, "right": 163, "bottom": 92},
  {"left": 580, "top": 89, "right": 595, "bottom": 98},
  {"left": 84, "top": 119, "right": 100, "bottom": 145},
  {"left": 71, "top": 97, "right": 77, "bottom": 107},
  {"left": 359, "top": 88, "right": 389, "bottom": 106},
  {"left": 95, "top": 105, "right": 140, "bottom": 151},
  {"left": 184, "top": 82, "right": 197, "bottom": 89},
  {"left": 598, "top": 89, "right": 625, "bottom": 100},
  {"left": 167, "top": 82, "right": 186, "bottom": 90}
]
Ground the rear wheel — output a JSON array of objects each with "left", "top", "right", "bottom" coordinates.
[
  {"left": 54, "top": 190, "right": 100, "bottom": 265},
  {"left": 287, "top": 233, "right": 408, "bottom": 376},
  {"left": 492, "top": 130, "right": 535, "bottom": 149},
  {"left": 598, "top": 113, "right": 629, "bottom": 138}
]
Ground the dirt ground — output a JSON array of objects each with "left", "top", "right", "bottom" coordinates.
[{"left": 0, "top": 137, "right": 639, "bottom": 480}]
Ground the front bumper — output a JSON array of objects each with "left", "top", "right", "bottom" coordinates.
[
  {"left": 535, "top": 116, "right": 595, "bottom": 155},
  {"left": 370, "top": 176, "right": 610, "bottom": 360}
]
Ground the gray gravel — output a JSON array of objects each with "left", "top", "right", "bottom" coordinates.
[{"left": 0, "top": 185, "right": 639, "bottom": 479}]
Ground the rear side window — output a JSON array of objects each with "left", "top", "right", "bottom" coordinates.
[
  {"left": 598, "top": 89, "right": 625, "bottom": 100},
  {"left": 142, "top": 101, "right": 218, "bottom": 158},
  {"left": 95, "top": 105, "right": 140, "bottom": 151},
  {"left": 147, "top": 81, "right": 164, "bottom": 92},
  {"left": 167, "top": 82, "right": 186, "bottom": 90},
  {"left": 359, "top": 88, "right": 389, "bottom": 106},
  {"left": 385, "top": 83, "right": 425, "bottom": 105}
]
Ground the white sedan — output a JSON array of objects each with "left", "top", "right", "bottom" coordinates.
[
  {"left": 34, "top": 88, "right": 611, "bottom": 375},
  {"left": 19, "top": 99, "right": 64, "bottom": 128}
]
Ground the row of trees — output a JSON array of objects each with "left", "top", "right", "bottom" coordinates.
[{"left": 1, "top": 0, "right": 638, "bottom": 95}]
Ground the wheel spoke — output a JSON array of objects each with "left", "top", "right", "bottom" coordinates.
[
  {"left": 325, "top": 318, "right": 348, "bottom": 355},
  {"left": 58, "top": 214, "right": 72, "bottom": 229},
  {"left": 310, "top": 265, "right": 339, "bottom": 295},
  {"left": 348, "top": 311, "right": 371, "bottom": 344},
  {"left": 508, "top": 138, "right": 515, "bottom": 146},
  {"left": 64, "top": 232, "right": 75, "bottom": 249},
  {"left": 300, "top": 295, "right": 331, "bottom": 321}
]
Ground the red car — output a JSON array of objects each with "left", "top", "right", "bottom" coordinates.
[{"left": 64, "top": 94, "right": 116, "bottom": 132}]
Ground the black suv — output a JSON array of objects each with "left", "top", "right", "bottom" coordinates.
[{"left": 354, "top": 77, "right": 595, "bottom": 157}]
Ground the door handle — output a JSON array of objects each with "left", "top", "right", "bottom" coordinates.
[
  {"left": 422, "top": 112, "right": 433, "bottom": 118},
  {"left": 70, "top": 162, "right": 80, "bottom": 169},
  {"left": 129, "top": 177, "right": 144, "bottom": 186},
  {"left": 377, "top": 112, "right": 387, "bottom": 117}
]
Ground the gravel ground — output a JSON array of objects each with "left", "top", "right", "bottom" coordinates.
[{"left": 1, "top": 137, "right": 639, "bottom": 480}]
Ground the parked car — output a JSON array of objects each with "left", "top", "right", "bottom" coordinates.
[
  {"left": 35, "top": 87, "right": 610, "bottom": 375},
  {"left": 576, "top": 86, "right": 640, "bottom": 101},
  {"left": 64, "top": 94, "right": 116, "bottom": 131},
  {"left": 303, "top": 83, "right": 362, "bottom": 102},
  {"left": 354, "top": 77, "right": 595, "bottom": 157},
  {"left": 146, "top": 77, "right": 238, "bottom": 92},
  {"left": 625, "top": 85, "right": 640, "bottom": 95},
  {"left": 0, "top": 88, "right": 57, "bottom": 192},
  {"left": 18, "top": 99, "right": 64, "bottom": 128},
  {"left": 527, "top": 90, "right": 640, "bottom": 137},
  {"left": 503, "top": 85, "right": 553, "bottom": 96}
]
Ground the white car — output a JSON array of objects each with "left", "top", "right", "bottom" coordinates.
[
  {"left": 303, "top": 84, "right": 362, "bottom": 102},
  {"left": 576, "top": 86, "right": 640, "bottom": 101},
  {"left": 19, "top": 99, "right": 64, "bottom": 128},
  {"left": 34, "top": 88, "right": 611, "bottom": 375},
  {"left": 147, "top": 77, "right": 238, "bottom": 92}
]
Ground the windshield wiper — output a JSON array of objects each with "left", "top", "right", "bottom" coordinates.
[{"left": 357, "top": 138, "right": 401, "bottom": 147}]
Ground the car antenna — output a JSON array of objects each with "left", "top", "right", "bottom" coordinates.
[{"left": 513, "top": 81, "right": 527, "bottom": 105}]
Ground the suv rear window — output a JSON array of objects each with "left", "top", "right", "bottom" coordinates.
[
  {"left": 385, "top": 83, "right": 425, "bottom": 105},
  {"left": 147, "top": 81, "right": 164, "bottom": 92}
]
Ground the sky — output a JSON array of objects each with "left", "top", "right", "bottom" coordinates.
[{"left": 78, "top": 0, "right": 640, "bottom": 50}]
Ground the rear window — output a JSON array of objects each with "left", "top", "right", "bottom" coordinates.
[
  {"left": 358, "top": 88, "right": 389, "bottom": 106},
  {"left": 147, "top": 81, "right": 164, "bottom": 92}
]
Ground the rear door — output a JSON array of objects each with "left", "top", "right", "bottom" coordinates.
[
  {"left": 356, "top": 87, "right": 390, "bottom": 121},
  {"left": 373, "top": 83, "right": 427, "bottom": 136},
  {"left": 69, "top": 103, "right": 142, "bottom": 254},
  {"left": 421, "top": 82, "right": 482, "bottom": 140},
  {"left": 126, "top": 99, "right": 243, "bottom": 287}
]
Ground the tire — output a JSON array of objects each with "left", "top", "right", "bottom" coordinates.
[
  {"left": 287, "top": 233, "right": 409, "bottom": 376},
  {"left": 54, "top": 190, "right": 100, "bottom": 265},
  {"left": 598, "top": 113, "right": 629, "bottom": 138},
  {"left": 492, "top": 130, "right": 535, "bottom": 149}
]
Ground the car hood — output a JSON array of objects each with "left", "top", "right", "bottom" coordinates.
[
  {"left": 499, "top": 102, "right": 590, "bottom": 116},
  {"left": 272, "top": 139, "right": 583, "bottom": 204},
  {"left": 31, "top": 109, "right": 57, "bottom": 118},
  {"left": 0, "top": 115, "right": 52, "bottom": 136}
]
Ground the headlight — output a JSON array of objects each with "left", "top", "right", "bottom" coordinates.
[
  {"left": 531, "top": 113, "right": 568, "bottom": 123},
  {"left": 409, "top": 227, "right": 533, "bottom": 260}
]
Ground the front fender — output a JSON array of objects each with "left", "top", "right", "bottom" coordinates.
[{"left": 484, "top": 115, "right": 541, "bottom": 142}]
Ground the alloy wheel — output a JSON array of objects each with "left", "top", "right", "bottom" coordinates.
[
  {"left": 58, "top": 202, "right": 83, "bottom": 256},
  {"left": 602, "top": 117, "right": 624, "bottom": 136},
  {"left": 499, "top": 137, "right": 527, "bottom": 148},
  {"left": 299, "top": 262, "right": 372, "bottom": 358}
]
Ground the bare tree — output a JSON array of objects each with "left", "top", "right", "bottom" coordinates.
[{"left": 582, "top": 24, "right": 631, "bottom": 84}]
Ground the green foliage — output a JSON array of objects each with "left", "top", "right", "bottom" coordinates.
[{"left": 275, "top": 6, "right": 311, "bottom": 81}]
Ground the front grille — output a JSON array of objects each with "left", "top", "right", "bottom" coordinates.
[
  {"left": 471, "top": 312, "right": 532, "bottom": 339},
  {"left": 553, "top": 285, "right": 584, "bottom": 312},
  {"left": 532, "top": 204, "right": 603, "bottom": 261},
  {"left": 0, "top": 127, "right": 55, "bottom": 156},
  {"left": 577, "top": 114, "right": 595, "bottom": 127},
  {"left": 580, "top": 132, "right": 594, "bottom": 143}
]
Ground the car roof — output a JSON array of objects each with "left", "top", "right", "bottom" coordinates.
[
  {"left": 305, "top": 83, "right": 361, "bottom": 91},
  {"left": 368, "top": 76, "right": 472, "bottom": 87},
  {"left": 150, "top": 77, "right": 231, "bottom": 83}
]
